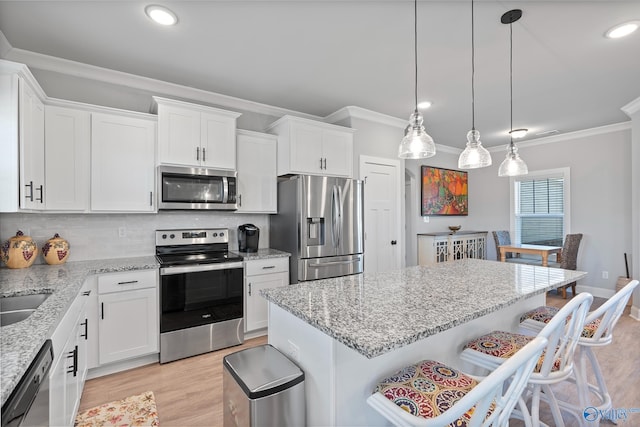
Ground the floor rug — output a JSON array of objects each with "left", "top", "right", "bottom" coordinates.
[{"left": 75, "top": 391, "right": 159, "bottom": 426}]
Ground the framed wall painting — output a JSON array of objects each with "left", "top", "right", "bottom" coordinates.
[{"left": 421, "top": 166, "right": 468, "bottom": 216}]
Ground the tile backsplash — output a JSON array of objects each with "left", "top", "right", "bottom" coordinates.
[{"left": 0, "top": 212, "right": 271, "bottom": 264}]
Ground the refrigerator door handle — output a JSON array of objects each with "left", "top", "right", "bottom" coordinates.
[
  {"left": 308, "top": 256, "right": 362, "bottom": 267},
  {"left": 337, "top": 184, "right": 344, "bottom": 248},
  {"left": 332, "top": 185, "right": 340, "bottom": 248}
]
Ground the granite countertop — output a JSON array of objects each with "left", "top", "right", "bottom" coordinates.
[
  {"left": 261, "top": 258, "right": 587, "bottom": 359},
  {"left": 234, "top": 248, "right": 290, "bottom": 260},
  {"left": 0, "top": 256, "right": 158, "bottom": 406}
]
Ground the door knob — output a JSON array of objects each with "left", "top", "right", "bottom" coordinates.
[{"left": 391, "top": 240, "right": 397, "bottom": 245}]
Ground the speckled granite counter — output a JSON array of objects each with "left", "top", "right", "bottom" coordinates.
[
  {"left": 262, "top": 258, "right": 587, "bottom": 359},
  {"left": 0, "top": 256, "right": 158, "bottom": 406},
  {"left": 233, "top": 248, "right": 290, "bottom": 260}
]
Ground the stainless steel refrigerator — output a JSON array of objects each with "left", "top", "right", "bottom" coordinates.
[{"left": 270, "top": 175, "right": 364, "bottom": 283}]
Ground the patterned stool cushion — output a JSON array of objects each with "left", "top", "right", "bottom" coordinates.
[
  {"left": 373, "top": 360, "right": 491, "bottom": 426},
  {"left": 465, "top": 331, "right": 560, "bottom": 373},
  {"left": 520, "top": 306, "right": 604, "bottom": 338}
]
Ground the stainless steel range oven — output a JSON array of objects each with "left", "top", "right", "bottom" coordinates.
[{"left": 156, "top": 228, "right": 244, "bottom": 364}]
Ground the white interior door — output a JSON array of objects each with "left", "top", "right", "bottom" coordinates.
[{"left": 360, "top": 156, "right": 401, "bottom": 274}]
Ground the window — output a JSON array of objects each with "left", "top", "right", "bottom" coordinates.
[{"left": 510, "top": 168, "right": 570, "bottom": 246}]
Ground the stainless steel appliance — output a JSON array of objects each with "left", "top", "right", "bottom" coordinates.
[
  {"left": 1, "top": 340, "right": 53, "bottom": 427},
  {"left": 238, "top": 224, "right": 259, "bottom": 253},
  {"left": 157, "top": 165, "right": 237, "bottom": 210},
  {"left": 156, "top": 229, "right": 244, "bottom": 364},
  {"left": 270, "top": 175, "right": 364, "bottom": 283}
]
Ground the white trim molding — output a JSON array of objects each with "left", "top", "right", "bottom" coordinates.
[
  {"left": 622, "top": 96, "right": 640, "bottom": 116},
  {"left": 325, "top": 106, "right": 406, "bottom": 129}
]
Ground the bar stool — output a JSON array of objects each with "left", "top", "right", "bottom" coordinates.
[
  {"left": 460, "top": 292, "right": 593, "bottom": 427},
  {"left": 520, "top": 280, "right": 638, "bottom": 424},
  {"left": 366, "top": 336, "right": 548, "bottom": 427}
]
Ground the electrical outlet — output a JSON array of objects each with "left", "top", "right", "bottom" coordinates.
[
  {"left": 287, "top": 339, "right": 300, "bottom": 361},
  {"left": 118, "top": 227, "right": 126, "bottom": 238},
  {"left": 602, "top": 271, "right": 609, "bottom": 279},
  {"left": 423, "top": 216, "right": 429, "bottom": 223}
]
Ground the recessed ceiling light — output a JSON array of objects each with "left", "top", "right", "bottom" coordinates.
[
  {"left": 418, "top": 101, "right": 432, "bottom": 109},
  {"left": 145, "top": 5, "right": 178, "bottom": 26},
  {"left": 605, "top": 21, "right": 639, "bottom": 39},
  {"left": 509, "top": 128, "right": 528, "bottom": 139}
]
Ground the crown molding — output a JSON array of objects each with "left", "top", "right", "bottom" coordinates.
[
  {"left": 0, "top": 31, "right": 11, "bottom": 58},
  {"left": 4, "top": 47, "right": 322, "bottom": 120},
  {"left": 325, "top": 106, "right": 407, "bottom": 128},
  {"left": 487, "top": 121, "right": 631, "bottom": 152},
  {"left": 622, "top": 96, "right": 640, "bottom": 116}
]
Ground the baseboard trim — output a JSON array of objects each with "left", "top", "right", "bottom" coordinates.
[
  {"left": 87, "top": 353, "right": 159, "bottom": 380},
  {"left": 630, "top": 305, "right": 640, "bottom": 321},
  {"left": 575, "top": 285, "right": 615, "bottom": 299}
]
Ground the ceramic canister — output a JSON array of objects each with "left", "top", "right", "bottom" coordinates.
[
  {"left": 42, "top": 233, "right": 70, "bottom": 265},
  {"left": 1, "top": 230, "right": 39, "bottom": 269}
]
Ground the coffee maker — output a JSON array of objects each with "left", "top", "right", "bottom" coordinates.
[{"left": 238, "top": 224, "right": 259, "bottom": 252}]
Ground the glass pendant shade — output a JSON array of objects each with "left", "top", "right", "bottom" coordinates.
[
  {"left": 398, "top": 110, "right": 436, "bottom": 159},
  {"left": 498, "top": 141, "right": 528, "bottom": 176},
  {"left": 458, "top": 129, "right": 492, "bottom": 169}
]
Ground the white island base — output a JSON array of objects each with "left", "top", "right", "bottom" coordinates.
[{"left": 268, "top": 294, "right": 544, "bottom": 427}]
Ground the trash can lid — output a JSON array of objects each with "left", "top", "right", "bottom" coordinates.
[{"left": 223, "top": 344, "right": 304, "bottom": 399}]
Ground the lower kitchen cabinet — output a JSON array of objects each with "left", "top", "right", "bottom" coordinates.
[
  {"left": 97, "top": 270, "right": 159, "bottom": 365},
  {"left": 49, "top": 285, "right": 91, "bottom": 427},
  {"left": 244, "top": 257, "right": 289, "bottom": 333}
]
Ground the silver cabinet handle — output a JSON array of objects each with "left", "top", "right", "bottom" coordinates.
[
  {"left": 25, "top": 181, "right": 34, "bottom": 202},
  {"left": 320, "top": 158, "right": 323, "bottom": 169},
  {"left": 238, "top": 194, "right": 242, "bottom": 207},
  {"left": 150, "top": 191, "right": 153, "bottom": 206},
  {"left": 196, "top": 147, "right": 200, "bottom": 161},
  {"left": 323, "top": 158, "right": 327, "bottom": 169},
  {"left": 262, "top": 265, "right": 275, "bottom": 269},
  {"left": 36, "top": 185, "right": 44, "bottom": 203},
  {"left": 202, "top": 147, "right": 206, "bottom": 162},
  {"left": 117, "top": 280, "right": 138, "bottom": 285},
  {"left": 248, "top": 282, "right": 252, "bottom": 296}
]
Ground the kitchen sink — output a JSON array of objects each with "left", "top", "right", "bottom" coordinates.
[{"left": 0, "top": 293, "right": 51, "bottom": 327}]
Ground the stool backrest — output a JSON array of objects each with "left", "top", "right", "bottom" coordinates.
[
  {"left": 582, "top": 279, "right": 638, "bottom": 345},
  {"left": 536, "top": 292, "right": 593, "bottom": 376}
]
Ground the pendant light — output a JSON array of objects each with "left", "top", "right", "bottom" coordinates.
[
  {"left": 458, "top": 0, "right": 492, "bottom": 169},
  {"left": 398, "top": 0, "right": 436, "bottom": 159},
  {"left": 498, "top": 9, "right": 528, "bottom": 177}
]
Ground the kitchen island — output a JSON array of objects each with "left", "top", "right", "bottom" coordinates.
[{"left": 261, "top": 258, "right": 587, "bottom": 426}]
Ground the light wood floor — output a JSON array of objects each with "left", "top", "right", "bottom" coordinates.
[{"left": 79, "top": 294, "right": 639, "bottom": 426}]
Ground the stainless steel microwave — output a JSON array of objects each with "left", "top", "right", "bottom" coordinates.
[{"left": 157, "top": 166, "right": 237, "bottom": 210}]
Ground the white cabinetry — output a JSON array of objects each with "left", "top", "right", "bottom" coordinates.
[
  {"left": 44, "top": 105, "right": 90, "bottom": 211},
  {"left": 97, "top": 270, "right": 158, "bottom": 365},
  {"left": 244, "top": 257, "right": 289, "bottom": 333},
  {"left": 49, "top": 287, "right": 90, "bottom": 427},
  {"left": 266, "top": 115, "right": 355, "bottom": 177},
  {"left": 236, "top": 130, "right": 277, "bottom": 213},
  {"left": 417, "top": 231, "right": 488, "bottom": 265},
  {"left": 19, "top": 77, "right": 46, "bottom": 209},
  {"left": 154, "top": 96, "right": 241, "bottom": 169},
  {"left": 91, "top": 113, "right": 156, "bottom": 212}
]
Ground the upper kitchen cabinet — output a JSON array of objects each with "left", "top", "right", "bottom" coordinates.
[
  {"left": 154, "top": 96, "right": 241, "bottom": 170},
  {"left": 91, "top": 112, "right": 156, "bottom": 212},
  {"left": 236, "top": 130, "right": 277, "bottom": 213},
  {"left": 266, "top": 115, "right": 355, "bottom": 178},
  {"left": 44, "top": 105, "right": 91, "bottom": 211},
  {"left": 19, "top": 78, "right": 45, "bottom": 210}
]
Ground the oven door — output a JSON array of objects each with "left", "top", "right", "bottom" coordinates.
[
  {"left": 160, "top": 262, "right": 243, "bottom": 333},
  {"left": 158, "top": 166, "right": 237, "bottom": 210}
]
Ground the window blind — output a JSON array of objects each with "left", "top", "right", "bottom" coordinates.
[{"left": 516, "top": 177, "right": 564, "bottom": 246}]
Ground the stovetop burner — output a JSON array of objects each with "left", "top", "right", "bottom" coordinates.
[{"left": 155, "top": 228, "right": 243, "bottom": 266}]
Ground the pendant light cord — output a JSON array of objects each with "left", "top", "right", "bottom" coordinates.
[
  {"left": 509, "top": 19, "right": 514, "bottom": 144},
  {"left": 471, "top": 0, "right": 475, "bottom": 131},
  {"left": 414, "top": 0, "right": 418, "bottom": 112}
]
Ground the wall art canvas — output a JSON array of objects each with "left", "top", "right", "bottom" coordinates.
[{"left": 421, "top": 166, "right": 468, "bottom": 216}]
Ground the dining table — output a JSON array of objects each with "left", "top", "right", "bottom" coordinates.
[{"left": 499, "top": 243, "right": 563, "bottom": 266}]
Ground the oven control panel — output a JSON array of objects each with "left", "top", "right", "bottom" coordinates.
[{"left": 156, "top": 229, "right": 229, "bottom": 246}]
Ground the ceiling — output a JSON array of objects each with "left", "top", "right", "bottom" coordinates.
[{"left": 1, "top": 1, "right": 639, "bottom": 149}]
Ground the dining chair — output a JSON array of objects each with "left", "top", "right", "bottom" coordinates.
[
  {"left": 519, "top": 280, "right": 638, "bottom": 424},
  {"left": 492, "top": 230, "right": 513, "bottom": 260},
  {"left": 551, "top": 233, "right": 583, "bottom": 298},
  {"left": 366, "top": 336, "right": 548, "bottom": 427},
  {"left": 460, "top": 292, "right": 593, "bottom": 427}
]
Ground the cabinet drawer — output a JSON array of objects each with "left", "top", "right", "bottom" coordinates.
[
  {"left": 245, "top": 257, "right": 289, "bottom": 276},
  {"left": 98, "top": 270, "right": 157, "bottom": 294}
]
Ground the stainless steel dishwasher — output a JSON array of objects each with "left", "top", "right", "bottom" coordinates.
[{"left": 1, "top": 339, "right": 53, "bottom": 427}]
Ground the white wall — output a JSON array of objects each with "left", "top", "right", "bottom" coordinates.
[{"left": 0, "top": 212, "right": 270, "bottom": 263}]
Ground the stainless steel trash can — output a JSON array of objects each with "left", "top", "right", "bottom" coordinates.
[{"left": 223, "top": 344, "right": 305, "bottom": 427}]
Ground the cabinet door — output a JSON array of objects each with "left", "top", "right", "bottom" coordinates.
[
  {"left": 290, "top": 122, "right": 324, "bottom": 174},
  {"left": 157, "top": 104, "right": 200, "bottom": 166},
  {"left": 201, "top": 111, "right": 236, "bottom": 169},
  {"left": 322, "top": 129, "right": 353, "bottom": 177},
  {"left": 49, "top": 341, "right": 69, "bottom": 427},
  {"left": 19, "top": 79, "right": 45, "bottom": 209},
  {"left": 98, "top": 288, "right": 158, "bottom": 365},
  {"left": 91, "top": 113, "right": 156, "bottom": 212},
  {"left": 245, "top": 271, "right": 288, "bottom": 332},
  {"left": 44, "top": 105, "right": 90, "bottom": 211},
  {"left": 236, "top": 131, "right": 277, "bottom": 213}
]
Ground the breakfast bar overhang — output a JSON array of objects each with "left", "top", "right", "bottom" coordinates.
[{"left": 261, "top": 259, "right": 587, "bottom": 426}]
